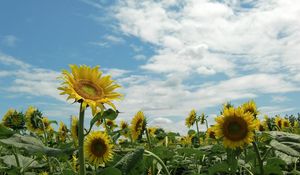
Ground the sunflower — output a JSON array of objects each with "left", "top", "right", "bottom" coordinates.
[
  {"left": 206, "top": 127, "right": 216, "bottom": 140},
  {"left": 200, "top": 113, "right": 206, "bottom": 124},
  {"left": 256, "top": 119, "right": 267, "bottom": 132},
  {"left": 2, "top": 109, "right": 25, "bottom": 130},
  {"left": 58, "top": 122, "right": 68, "bottom": 142},
  {"left": 185, "top": 109, "right": 197, "bottom": 128},
  {"left": 242, "top": 100, "right": 259, "bottom": 117},
  {"left": 104, "top": 119, "right": 117, "bottom": 131},
  {"left": 131, "top": 111, "right": 146, "bottom": 141},
  {"left": 282, "top": 119, "right": 290, "bottom": 128},
  {"left": 84, "top": 131, "right": 113, "bottom": 166},
  {"left": 25, "top": 106, "right": 51, "bottom": 134},
  {"left": 71, "top": 116, "right": 79, "bottom": 144},
  {"left": 275, "top": 116, "right": 283, "bottom": 129},
  {"left": 58, "top": 65, "right": 122, "bottom": 115},
  {"left": 214, "top": 107, "right": 257, "bottom": 149},
  {"left": 119, "top": 120, "right": 129, "bottom": 137},
  {"left": 294, "top": 121, "right": 299, "bottom": 128},
  {"left": 147, "top": 127, "right": 157, "bottom": 137}
]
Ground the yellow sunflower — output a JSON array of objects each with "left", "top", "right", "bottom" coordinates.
[
  {"left": 131, "top": 111, "right": 146, "bottom": 141},
  {"left": 256, "top": 119, "right": 267, "bottom": 132},
  {"left": 58, "top": 122, "right": 68, "bottom": 142},
  {"left": 25, "top": 106, "right": 51, "bottom": 134},
  {"left": 58, "top": 64, "right": 122, "bottom": 115},
  {"left": 206, "top": 127, "right": 216, "bottom": 140},
  {"left": 84, "top": 131, "right": 113, "bottom": 165},
  {"left": 185, "top": 109, "right": 197, "bottom": 128},
  {"left": 119, "top": 120, "right": 129, "bottom": 137},
  {"left": 214, "top": 107, "right": 257, "bottom": 149},
  {"left": 147, "top": 127, "right": 157, "bottom": 137},
  {"left": 282, "top": 119, "right": 290, "bottom": 128},
  {"left": 242, "top": 100, "right": 259, "bottom": 117},
  {"left": 2, "top": 108, "right": 25, "bottom": 130},
  {"left": 71, "top": 116, "right": 79, "bottom": 144},
  {"left": 275, "top": 116, "right": 283, "bottom": 129},
  {"left": 104, "top": 119, "right": 117, "bottom": 131}
]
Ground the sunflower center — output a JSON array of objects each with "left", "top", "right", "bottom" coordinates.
[
  {"left": 75, "top": 80, "right": 104, "bottom": 100},
  {"left": 209, "top": 131, "right": 216, "bottom": 139},
  {"left": 91, "top": 139, "right": 107, "bottom": 157},
  {"left": 223, "top": 117, "right": 248, "bottom": 141},
  {"left": 135, "top": 119, "right": 143, "bottom": 132}
]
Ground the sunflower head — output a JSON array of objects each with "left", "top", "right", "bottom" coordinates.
[
  {"left": 2, "top": 109, "right": 25, "bottom": 130},
  {"left": 221, "top": 102, "right": 234, "bottom": 114},
  {"left": 147, "top": 127, "right": 157, "bottom": 137},
  {"left": 256, "top": 119, "right": 267, "bottom": 131},
  {"left": 119, "top": 120, "right": 129, "bottom": 137},
  {"left": 275, "top": 116, "right": 283, "bottom": 129},
  {"left": 282, "top": 119, "right": 290, "bottom": 128},
  {"left": 131, "top": 111, "right": 147, "bottom": 141},
  {"left": 200, "top": 113, "right": 206, "bottom": 124},
  {"left": 58, "top": 64, "right": 123, "bottom": 115},
  {"left": 84, "top": 131, "right": 113, "bottom": 166},
  {"left": 58, "top": 122, "right": 68, "bottom": 142},
  {"left": 185, "top": 109, "right": 197, "bottom": 128},
  {"left": 215, "top": 107, "right": 257, "bottom": 149},
  {"left": 104, "top": 119, "right": 117, "bottom": 131},
  {"left": 71, "top": 116, "right": 79, "bottom": 145},
  {"left": 25, "top": 106, "right": 51, "bottom": 134},
  {"left": 206, "top": 127, "right": 216, "bottom": 140},
  {"left": 242, "top": 100, "right": 259, "bottom": 117}
]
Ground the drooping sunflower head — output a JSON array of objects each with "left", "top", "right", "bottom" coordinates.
[
  {"left": 215, "top": 107, "right": 257, "bottom": 149},
  {"left": 241, "top": 100, "right": 259, "bottom": 117},
  {"left": 71, "top": 116, "right": 79, "bottom": 144},
  {"left": 25, "top": 106, "right": 50, "bottom": 134},
  {"left": 120, "top": 120, "right": 128, "bottom": 130},
  {"left": 185, "top": 109, "right": 197, "bottom": 128},
  {"left": 58, "top": 64, "right": 123, "bottom": 115},
  {"left": 58, "top": 122, "right": 68, "bottom": 142},
  {"left": 282, "top": 119, "right": 291, "bottom": 128},
  {"left": 2, "top": 109, "right": 25, "bottom": 130},
  {"left": 84, "top": 131, "right": 113, "bottom": 166},
  {"left": 206, "top": 127, "right": 216, "bottom": 140},
  {"left": 200, "top": 113, "right": 206, "bottom": 124},
  {"left": 131, "top": 111, "right": 147, "bottom": 141},
  {"left": 275, "top": 116, "right": 283, "bottom": 129}
]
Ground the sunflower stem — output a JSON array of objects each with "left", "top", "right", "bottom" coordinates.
[
  {"left": 252, "top": 142, "right": 264, "bottom": 175},
  {"left": 195, "top": 120, "right": 200, "bottom": 138},
  {"left": 78, "top": 103, "right": 86, "bottom": 175},
  {"left": 145, "top": 127, "right": 152, "bottom": 149}
]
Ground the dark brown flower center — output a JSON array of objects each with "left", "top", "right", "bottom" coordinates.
[
  {"left": 209, "top": 131, "right": 216, "bottom": 139},
  {"left": 223, "top": 117, "right": 248, "bottom": 141},
  {"left": 91, "top": 139, "right": 107, "bottom": 157}
]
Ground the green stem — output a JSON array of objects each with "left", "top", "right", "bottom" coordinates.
[
  {"left": 145, "top": 127, "right": 152, "bottom": 149},
  {"left": 205, "top": 119, "right": 209, "bottom": 130},
  {"left": 253, "top": 142, "right": 264, "bottom": 175},
  {"left": 12, "top": 148, "right": 20, "bottom": 167},
  {"left": 195, "top": 121, "right": 200, "bottom": 137},
  {"left": 78, "top": 103, "right": 86, "bottom": 175},
  {"left": 144, "top": 150, "right": 170, "bottom": 175}
]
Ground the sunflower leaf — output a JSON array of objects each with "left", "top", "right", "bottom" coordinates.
[
  {"left": 0, "top": 124, "right": 15, "bottom": 139},
  {"left": 114, "top": 148, "right": 144, "bottom": 174},
  {"left": 102, "top": 109, "right": 119, "bottom": 120},
  {"left": 99, "top": 167, "right": 122, "bottom": 175},
  {"left": 269, "top": 140, "right": 299, "bottom": 157}
]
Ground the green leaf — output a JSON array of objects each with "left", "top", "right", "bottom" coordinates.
[
  {"left": 114, "top": 148, "right": 144, "bottom": 174},
  {"left": 0, "top": 154, "right": 45, "bottom": 168},
  {"left": 208, "top": 162, "right": 229, "bottom": 175},
  {"left": 269, "top": 140, "right": 299, "bottom": 157},
  {"left": 268, "top": 131, "right": 300, "bottom": 143},
  {"left": 264, "top": 157, "right": 286, "bottom": 175},
  {"left": 103, "top": 109, "right": 119, "bottom": 120},
  {"left": 0, "top": 124, "right": 15, "bottom": 139},
  {"left": 0, "top": 134, "right": 74, "bottom": 157},
  {"left": 100, "top": 167, "right": 122, "bottom": 175}
]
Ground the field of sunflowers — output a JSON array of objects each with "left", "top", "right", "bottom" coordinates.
[{"left": 0, "top": 65, "right": 300, "bottom": 175}]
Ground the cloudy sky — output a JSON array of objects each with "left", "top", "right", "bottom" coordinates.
[{"left": 0, "top": 0, "right": 300, "bottom": 134}]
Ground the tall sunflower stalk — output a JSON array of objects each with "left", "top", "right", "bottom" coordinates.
[{"left": 58, "top": 65, "right": 122, "bottom": 174}]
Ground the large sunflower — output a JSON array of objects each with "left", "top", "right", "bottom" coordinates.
[
  {"left": 71, "top": 116, "right": 79, "bottom": 144},
  {"left": 242, "top": 100, "right": 259, "bottom": 117},
  {"left": 214, "top": 107, "right": 257, "bottom": 149},
  {"left": 185, "top": 109, "right": 197, "bottom": 128},
  {"left": 58, "top": 65, "right": 122, "bottom": 115},
  {"left": 84, "top": 131, "right": 113, "bottom": 166},
  {"left": 131, "top": 111, "right": 146, "bottom": 141},
  {"left": 2, "top": 109, "right": 25, "bottom": 130}
]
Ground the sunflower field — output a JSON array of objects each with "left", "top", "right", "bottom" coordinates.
[{"left": 0, "top": 65, "right": 300, "bottom": 175}]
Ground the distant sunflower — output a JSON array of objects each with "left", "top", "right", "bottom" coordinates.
[
  {"left": 84, "top": 131, "right": 113, "bottom": 165},
  {"left": 242, "top": 100, "right": 259, "bottom": 117},
  {"left": 104, "top": 119, "right": 117, "bottom": 131},
  {"left": 282, "top": 119, "right": 290, "bottom": 128},
  {"left": 71, "top": 116, "right": 79, "bottom": 144},
  {"left": 58, "top": 122, "right": 68, "bottom": 142},
  {"left": 120, "top": 120, "right": 129, "bottom": 136},
  {"left": 131, "top": 111, "right": 146, "bottom": 141},
  {"left": 2, "top": 108, "right": 25, "bottom": 130},
  {"left": 275, "top": 116, "right": 283, "bottom": 129},
  {"left": 185, "top": 109, "right": 197, "bottom": 128},
  {"left": 25, "top": 106, "right": 51, "bottom": 134},
  {"left": 215, "top": 107, "right": 257, "bottom": 149},
  {"left": 58, "top": 64, "right": 122, "bottom": 115},
  {"left": 256, "top": 119, "right": 267, "bottom": 132},
  {"left": 147, "top": 127, "right": 157, "bottom": 137},
  {"left": 206, "top": 127, "right": 216, "bottom": 140}
]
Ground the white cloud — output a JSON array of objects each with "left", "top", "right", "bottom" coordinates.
[
  {"left": 0, "top": 53, "right": 31, "bottom": 69},
  {"left": 133, "top": 54, "right": 147, "bottom": 60},
  {"left": 104, "top": 35, "right": 125, "bottom": 44},
  {"left": 1, "top": 35, "right": 18, "bottom": 47},
  {"left": 271, "top": 95, "right": 289, "bottom": 103}
]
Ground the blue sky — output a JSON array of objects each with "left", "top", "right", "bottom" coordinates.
[{"left": 1, "top": 0, "right": 300, "bottom": 134}]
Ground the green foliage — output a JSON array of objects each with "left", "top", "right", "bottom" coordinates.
[{"left": 114, "top": 148, "right": 144, "bottom": 174}]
